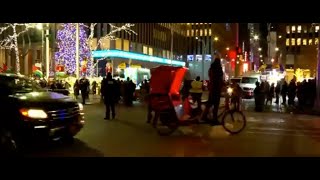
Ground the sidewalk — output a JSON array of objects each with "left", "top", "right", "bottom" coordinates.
[{"left": 71, "top": 94, "right": 102, "bottom": 105}]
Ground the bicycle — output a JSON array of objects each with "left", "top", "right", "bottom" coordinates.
[{"left": 201, "top": 100, "right": 247, "bottom": 134}]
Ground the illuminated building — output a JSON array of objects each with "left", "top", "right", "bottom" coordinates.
[{"left": 276, "top": 23, "right": 318, "bottom": 78}]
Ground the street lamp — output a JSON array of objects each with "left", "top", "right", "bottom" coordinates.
[
  {"left": 214, "top": 36, "right": 219, "bottom": 41},
  {"left": 271, "top": 58, "right": 275, "bottom": 63},
  {"left": 260, "top": 55, "right": 263, "bottom": 58},
  {"left": 36, "top": 23, "right": 44, "bottom": 73},
  {"left": 275, "top": 47, "right": 279, "bottom": 51},
  {"left": 258, "top": 47, "right": 262, "bottom": 51},
  {"left": 226, "top": 47, "right": 230, "bottom": 51},
  {"left": 254, "top": 35, "right": 259, "bottom": 40},
  {"left": 197, "top": 37, "right": 206, "bottom": 80}
]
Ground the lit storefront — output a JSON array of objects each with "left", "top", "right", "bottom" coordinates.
[{"left": 92, "top": 49, "right": 186, "bottom": 86}]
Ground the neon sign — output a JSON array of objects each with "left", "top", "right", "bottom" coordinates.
[{"left": 92, "top": 50, "right": 185, "bottom": 67}]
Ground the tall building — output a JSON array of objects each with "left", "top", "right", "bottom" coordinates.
[
  {"left": 248, "top": 23, "right": 260, "bottom": 70},
  {"left": 93, "top": 23, "right": 187, "bottom": 70},
  {"left": 277, "top": 23, "right": 319, "bottom": 77}
]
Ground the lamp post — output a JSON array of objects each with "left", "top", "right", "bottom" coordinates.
[
  {"left": 196, "top": 37, "right": 206, "bottom": 80},
  {"left": 75, "top": 23, "right": 80, "bottom": 79},
  {"left": 312, "top": 23, "right": 320, "bottom": 111},
  {"left": 45, "top": 23, "right": 50, "bottom": 80},
  {"left": 36, "top": 23, "right": 50, "bottom": 80},
  {"left": 36, "top": 24, "right": 44, "bottom": 72}
]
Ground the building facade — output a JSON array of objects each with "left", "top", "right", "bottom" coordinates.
[{"left": 277, "top": 23, "right": 319, "bottom": 77}]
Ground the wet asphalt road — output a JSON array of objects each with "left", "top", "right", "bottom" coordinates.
[{"left": 25, "top": 99, "right": 320, "bottom": 157}]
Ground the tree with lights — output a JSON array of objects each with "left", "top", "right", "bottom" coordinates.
[
  {"left": 0, "top": 23, "right": 34, "bottom": 74},
  {"left": 54, "top": 23, "right": 92, "bottom": 76},
  {"left": 86, "top": 23, "right": 137, "bottom": 76}
]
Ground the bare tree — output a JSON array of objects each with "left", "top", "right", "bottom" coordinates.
[{"left": 0, "top": 23, "right": 34, "bottom": 74}]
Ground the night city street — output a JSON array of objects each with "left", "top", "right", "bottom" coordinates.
[
  {"left": 24, "top": 99, "right": 320, "bottom": 157},
  {"left": 1, "top": 23, "right": 320, "bottom": 158}
]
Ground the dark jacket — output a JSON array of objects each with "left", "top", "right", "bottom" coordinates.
[
  {"left": 101, "top": 78, "right": 118, "bottom": 103},
  {"left": 208, "top": 58, "right": 223, "bottom": 94}
]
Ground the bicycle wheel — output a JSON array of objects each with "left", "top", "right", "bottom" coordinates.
[{"left": 221, "top": 110, "right": 246, "bottom": 134}]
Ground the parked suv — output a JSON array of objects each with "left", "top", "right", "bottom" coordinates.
[{"left": 0, "top": 73, "right": 85, "bottom": 155}]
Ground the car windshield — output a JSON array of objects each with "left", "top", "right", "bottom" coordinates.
[
  {"left": 241, "top": 77, "right": 258, "bottom": 84},
  {"left": 0, "top": 76, "right": 44, "bottom": 93}
]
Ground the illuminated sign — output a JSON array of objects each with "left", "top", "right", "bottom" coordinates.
[
  {"left": 187, "top": 54, "right": 211, "bottom": 61},
  {"left": 92, "top": 50, "right": 185, "bottom": 66}
]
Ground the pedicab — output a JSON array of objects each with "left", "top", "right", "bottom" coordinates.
[{"left": 148, "top": 65, "right": 246, "bottom": 136}]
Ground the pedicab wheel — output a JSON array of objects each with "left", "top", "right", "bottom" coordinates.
[
  {"left": 156, "top": 111, "right": 179, "bottom": 136},
  {"left": 157, "top": 122, "right": 179, "bottom": 136},
  {"left": 221, "top": 110, "right": 246, "bottom": 134}
]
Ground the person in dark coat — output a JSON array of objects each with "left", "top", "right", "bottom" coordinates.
[
  {"left": 274, "top": 81, "right": 281, "bottom": 105},
  {"left": 288, "top": 78, "right": 297, "bottom": 106},
  {"left": 101, "top": 73, "right": 118, "bottom": 120},
  {"left": 202, "top": 55, "right": 223, "bottom": 125},
  {"left": 80, "top": 77, "right": 90, "bottom": 105},
  {"left": 73, "top": 80, "right": 80, "bottom": 99},
  {"left": 281, "top": 80, "right": 288, "bottom": 105}
]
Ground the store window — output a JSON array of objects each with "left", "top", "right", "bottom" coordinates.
[
  {"left": 291, "top": 26, "right": 296, "bottom": 33},
  {"left": 187, "top": 30, "right": 190, "bottom": 37},
  {"left": 309, "top": 39, "right": 313, "bottom": 45},
  {"left": 316, "top": 26, "right": 320, "bottom": 33},
  {"left": 315, "top": 38, "right": 319, "bottom": 45}
]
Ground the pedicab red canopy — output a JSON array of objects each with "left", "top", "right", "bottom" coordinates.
[{"left": 150, "top": 66, "right": 187, "bottom": 96}]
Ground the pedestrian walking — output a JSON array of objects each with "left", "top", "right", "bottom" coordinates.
[{"left": 101, "top": 72, "right": 118, "bottom": 120}]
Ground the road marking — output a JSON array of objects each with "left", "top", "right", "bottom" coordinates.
[
  {"left": 245, "top": 131, "right": 320, "bottom": 138},
  {"left": 248, "top": 127, "right": 320, "bottom": 133}
]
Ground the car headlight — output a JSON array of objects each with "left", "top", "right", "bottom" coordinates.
[
  {"left": 78, "top": 103, "right": 84, "bottom": 111},
  {"left": 20, "top": 108, "right": 48, "bottom": 119}
]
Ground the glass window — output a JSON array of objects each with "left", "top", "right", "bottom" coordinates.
[
  {"left": 191, "top": 30, "right": 194, "bottom": 37},
  {"left": 143, "top": 45, "right": 148, "bottom": 54},
  {"left": 303, "top": 39, "right": 307, "bottom": 45},
  {"left": 316, "top": 26, "right": 319, "bottom": 33},
  {"left": 187, "top": 30, "right": 190, "bottom": 37},
  {"left": 115, "top": 39, "right": 122, "bottom": 50},
  {"left": 286, "top": 26, "right": 290, "bottom": 34},
  {"left": 241, "top": 77, "right": 258, "bottom": 84},
  {"left": 291, "top": 26, "right": 296, "bottom": 33},
  {"left": 200, "top": 29, "right": 203, "bottom": 36},
  {"left": 291, "top": 38, "right": 295, "bottom": 46},
  {"left": 297, "top": 38, "right": 301, "bottom": 45},
  {"left": 148, "top": 47, "right": 153, "bottom": 56},
  {"left": 204, "top": 29, "right": 207, "bottom": 36},
  {"left": 315, "top": 38, "right": 319, "bottom": 45},
  {"left": 286, "top": 39, "right": 290, "bottom": 46},
  {"left": 309, "top": 39, "right": 313, "bottom": 45},
  {"left": 297, "top": 25, "right": 301, "bottom": 33},
  {"left": 163, "top": 50, "right": 166, "bottom": 58},
  {"left": 123, "top": 40, "right": 129, "bottom": 51},
  {"left": 303, "top": 26, "right": 308, "bottom": 33},
  {"left": 209, "top": 29, "right": 212, "bottom": 36}
]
